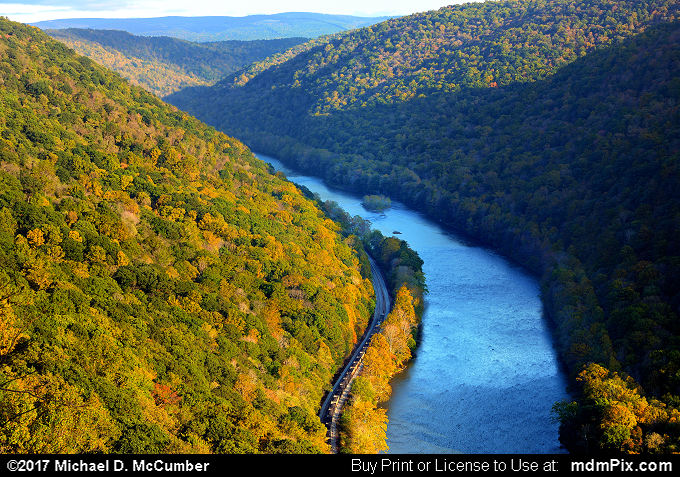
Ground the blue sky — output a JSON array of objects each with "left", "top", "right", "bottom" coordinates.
[{"left": 0, "top": 1, "right": 477, "bottom": 23}]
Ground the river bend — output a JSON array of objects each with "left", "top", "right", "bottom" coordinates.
[{"left": 259, "top": 153, "right": 569, "bottom": 454}]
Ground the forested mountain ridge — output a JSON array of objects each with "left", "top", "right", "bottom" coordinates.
[
  {"left": 45, "top": 29, "right": 305, "bottom": 97},
  {"left": 174, "top": 0, "right": 680, "bottom": 115},
  {"left": 0, "top": 18, "right": 379, "bottom": 453},
  {"left": 168, "top": 0, "right": 680, "bottom": 453},
  {"left": 33, "top": 13, "right": 391, "bottom": 42}
]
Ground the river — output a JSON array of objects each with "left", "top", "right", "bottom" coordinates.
[{"left": 258, "top": 153, "right": 569, "bottom": 454}]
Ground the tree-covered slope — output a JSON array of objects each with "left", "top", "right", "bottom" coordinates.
[
  {"left": 168, "top": 0, "right": 680, "bottom": 453},
  {"left": 46, "top": 29, "right": 305, "bottom": 97},
  {"left": 171, "top": 0, "right": 680, "bottom": 116},
  {"left": 33, "top": 13, "right": 391, "bottom": 42},
  {"left": 0, "top": 18, "right": 377, "bottom": 453}
]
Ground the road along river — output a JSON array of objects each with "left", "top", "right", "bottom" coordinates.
[{"left": 258, "top": 153, "right": 569, "bottom": 454}]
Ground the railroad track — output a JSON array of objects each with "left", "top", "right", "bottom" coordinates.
[{"left": 319, "top": 255, "right": 391, "bottom": 453}]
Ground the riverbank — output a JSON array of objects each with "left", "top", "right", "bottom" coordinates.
[
  {"left": 338, "top": 285, "right": 421, "bottom": 453},
  {"left": 259, "top": 153, "right": 568, "bottom": 454},
  {"left": 304, "top": 176, "right": 426, "bottom": 453},
  {"left": 318, "top": 255, "right": 392, "bottom": 453}
]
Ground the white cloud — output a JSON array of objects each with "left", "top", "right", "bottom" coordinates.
[
  {"left": 1, "top": 3, "right": 72, "bottom": 22},
  {"left": 0, "top": 1, "right": 170, "bottom": 22}
]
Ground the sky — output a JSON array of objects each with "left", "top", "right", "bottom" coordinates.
[{"left": 0, "top": 1, "right": 476, "bottom": 23}]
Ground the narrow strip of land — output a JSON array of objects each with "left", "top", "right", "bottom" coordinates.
[{"left": 319, "top": 255, "right": 391, "bottom": 453}]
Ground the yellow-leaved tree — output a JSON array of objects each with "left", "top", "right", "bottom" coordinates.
[{"left": 341, "top": 286, "right": 419, "bottom": 453}]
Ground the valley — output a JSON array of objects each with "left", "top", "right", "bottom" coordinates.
[
  {"left": 263, "top": 154, "right": 568, "bottom": 453},
  {"left": 1, "top": 0, "right": 679, "bottom": 456},
  {"left": 168, "top": 0, "right": 680, "bottom": 453}
]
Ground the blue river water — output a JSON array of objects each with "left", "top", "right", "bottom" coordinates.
[{"left": 258, "top": 153, "right": 569, "bottom": 454}]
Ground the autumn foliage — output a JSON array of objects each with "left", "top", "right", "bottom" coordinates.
[
  {"left": 554, "top": 364, "right": 680, "bottom": 453},
  {"left": 340, "top": 287, "right": 419, "bottom": 453},
  {"left": 169, "top": 0, "right": 680, "bottom": 453},
  {"left": 0, "top": 18, "right": 375, "bottom": 453},
  {"left": 47, "top": 29, "right": 305, "bottom": 97}
]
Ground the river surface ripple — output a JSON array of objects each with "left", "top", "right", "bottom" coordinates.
[{"left": 258, "top": 153, "right": 569, "bottom": 454}]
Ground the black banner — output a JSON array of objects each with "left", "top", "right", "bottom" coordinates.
[{"left": 0, "top": 454, "right": 678, "bottom": 474}]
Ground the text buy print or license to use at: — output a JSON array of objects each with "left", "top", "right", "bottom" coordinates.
[
  {"left": 353, "top": 457, "right": 557, "bottom": 473},
  {"left": 350, "top": 456, "right": 675, "bottom": 473}
]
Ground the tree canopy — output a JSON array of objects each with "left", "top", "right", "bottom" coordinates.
[
  {"left": 46, "top": 29, "right": 306, "bottom": 97},
  {"left": 0, "top": 17, "right": 379, "bottom": 453},
  {"left": 167, "top": 0, "right": 680, "bottom": 453}
]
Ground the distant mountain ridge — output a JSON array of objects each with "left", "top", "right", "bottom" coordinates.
[{"left": 33, "top": 12, "right": 391, "bottom": 41}]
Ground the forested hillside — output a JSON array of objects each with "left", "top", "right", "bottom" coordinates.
[
  {"left": 46, "top": 29, "right": 305, "bottom": 97},
  {"left": 0, "top": 18, "right": 378, "bottom": 453},
  {"left": 171, "top": 0, "right": 680, "bottom": 115},
  {"left": 168, "top": 0, "right": 680, "bottom": 453}
]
